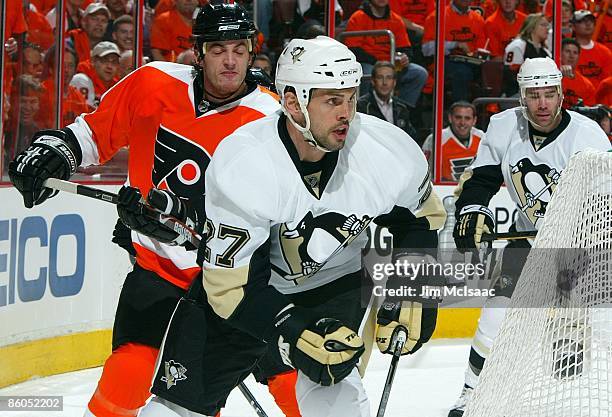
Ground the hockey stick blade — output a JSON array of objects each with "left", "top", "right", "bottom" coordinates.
[
  {"left": 42, "top": 178, "right": 201, "bottom": 248},
  {"left": 481, "top": 231, "right": 537, "bottom": 242},
  {"left": 376, "top": 328, "right": 407, "bottom": 417},
  {"left": 238, "top": 382, "right": 270, "bottom": 417}
]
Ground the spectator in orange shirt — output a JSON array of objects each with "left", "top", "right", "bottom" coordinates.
[
  {"left": 4, "top": 0, "right": 27, "bottom": 58},
  {"left": 68, "top": 3, "right": 112, "bottom": 64},
  {"left": 24, "top": 2, "right": 55, "bottom": 51},
  {"left": 40, "top": 47, "right": 91, "bottom": 128},
  {"left": 595, "top": 75, "right": 612, "bottom": 106},
  {"left": 560, "top": 37, "right": 596, "bottom": 108},
  {"left": 150, "top": 0, "right": 198, "bottom": 61},
  {"left": 112, "top": 14, "right": 134, "bottom": 52},
  {"left": 389, "top": 0, "right": 434, "bottom": 41},
  {"left": 573, "top": 9, "right": 612, "bottom": 88},
  {"left": 22, "top": 44, "right": 44, "bottom": 81},
  {"left": 485, "top": 0, "right": 526, "bottom": 59},
  {"left": 345, "top": 0, "right": 428, "bottom": 108},
  {"left": 71, "top": 41, "right": 121, "bottom": 108},
  {"left": 46, "top": 0, "right": 92, "bottom": 31},
  {"left": 597, "top": 6, "right": 611, "bottom": 51},
  {"left": 422, "top": 0, "right": 487, "bottom": 102}
]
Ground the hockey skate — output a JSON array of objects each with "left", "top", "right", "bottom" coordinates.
[{"left": 448, "top": 385, "right": 474, "bottom": 417}]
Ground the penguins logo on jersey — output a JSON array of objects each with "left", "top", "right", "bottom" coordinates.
[
  {"left": 152, "top": 125, "right": 211, "bottom": 198},
  {"left": 510, "top": 158, "right": 561, "bottom": 225},
  {"left": 279, "top": 211, "right": 372, "bottom": 282},
  {"left": 161, "top": 360, "right": 187, "bottom": 389}
]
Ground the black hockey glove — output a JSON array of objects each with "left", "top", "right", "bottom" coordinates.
[
  {"left": 453, "top": 204, "right": 495, "bottom": 252},
  {"left": 8, "top": 129, "right": 82, "bottom": 208},
  {"left": 270, "top": 306, "right": 364, "bottom": 386},
  {"left": 111, "top": 219, "right": 137, "bottom": 257},
  {"left": 116, "top": 186, "right": 205, "bottom": 249}
]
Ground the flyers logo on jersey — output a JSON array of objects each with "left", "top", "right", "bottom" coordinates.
[
  {"left": 152, "top": 125, "right": 211, "bottom": 199},
  {"left": 278, "top": 211, "right": 372, "bottom": 284},
  {"left": 510, "top": 158, "right": 561, "bottom": 226}
]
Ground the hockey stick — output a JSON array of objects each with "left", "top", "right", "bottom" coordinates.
[
  {"left": 481, "top": 231, "right": 537, "bottom": 242},
  {"left": 238, "top": 382, "right": 269, "bottom": 417},
  {"left": 376, "top": 328, "right": 408, "bottom": 417},
  {"left": 42, "top": 178, "right": 270, "bottom": 417},
  {"left": 43, "top": 178, "right": 202, "bottom": 248}
]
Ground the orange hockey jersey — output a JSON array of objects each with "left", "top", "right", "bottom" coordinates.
[
  {"left": 422, "top": 126, "right": 484, "bottom": 182},
  {"left": 66, "top": 62, "right": 280, "bottom": 289}
]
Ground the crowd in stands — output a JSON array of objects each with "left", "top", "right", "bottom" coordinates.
[{"left": 2, "top": 0, "right": 611, "bottom": 180}]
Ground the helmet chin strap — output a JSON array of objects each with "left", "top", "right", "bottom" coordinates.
[{"left": 283, "top": 102, "right": 334, "bottom": 153}]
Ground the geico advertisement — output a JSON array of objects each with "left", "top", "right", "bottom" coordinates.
[{"left": 1, "top": 186, "right": 127, "bottom": 345}]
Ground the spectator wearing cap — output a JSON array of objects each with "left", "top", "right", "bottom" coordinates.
[
  {"left": 150, "top": 0, "right": 198, "bottom": 62},
  {"left": 111, "top": 14, "right": 134, "bottom": 52},
  {"left": 68, "top": 3, "right": 112, "bottom": 65},
  {"left": 485, "top": 0, "right": 526, "bottom": 60},
  {"left": 357, "top": 61, "right": 418, "bottom": 138},
  {"left": 71, "top": 41, "right": 121, "bottom": 108},
  {"left": 344, "top": 0, "right": 428, "bottom": 108},
  {"left": 560, "top": 38, "right": 596, "bottom": 108},
  {"left": 118, "top": 50, "right": 134, "bottom": 79},
  {"left": 573, "top": 9, "right": 612, "bottom": 88}
]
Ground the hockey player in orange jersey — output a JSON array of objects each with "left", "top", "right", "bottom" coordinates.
[{"left": 8, "top": 3, "right": 300, "bottom": 417}]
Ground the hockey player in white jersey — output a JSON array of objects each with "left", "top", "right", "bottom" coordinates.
[
  {"left": 139, "top": 36, "right": 446, "bottom": 417},
  {"left": 447, "top": 57, "right": 611, "bottom": 417}
]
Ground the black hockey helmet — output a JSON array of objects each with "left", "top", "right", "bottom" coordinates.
[{"left": 192, "top": 2, "right": 256, "bottom": 43}]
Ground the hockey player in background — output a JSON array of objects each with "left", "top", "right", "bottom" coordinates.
[
  {"left": 138, "top": 36, "right": 446, "bottom": 417},
  {"left": 7, "top": 3, "right": 303, "bottom": 417},
  {"left": 447, "top": 57, "right": 611, "bottom": 417}
]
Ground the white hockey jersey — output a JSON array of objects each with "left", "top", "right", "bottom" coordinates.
[
  {"left": 462, "top": 108, "right": 611, "bottom": 232},
  {"left": 201, "top": 111, "right": 446, "bottom": 339}
]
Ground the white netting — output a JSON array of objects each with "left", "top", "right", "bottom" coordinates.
[{"left": 465, "top": 149, "right": 612, "bottom": 417}]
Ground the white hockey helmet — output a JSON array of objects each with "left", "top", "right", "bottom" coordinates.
[
  {"left": 517, "top": 57, "right": 564, "bottom": 129},
  {"left": 275, "top": 36, "right": 363, "bottom": 151}
]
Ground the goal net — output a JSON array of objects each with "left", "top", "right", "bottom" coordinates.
[{"left": 465, "top": 149, "right": 612, "bottom": 417}]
